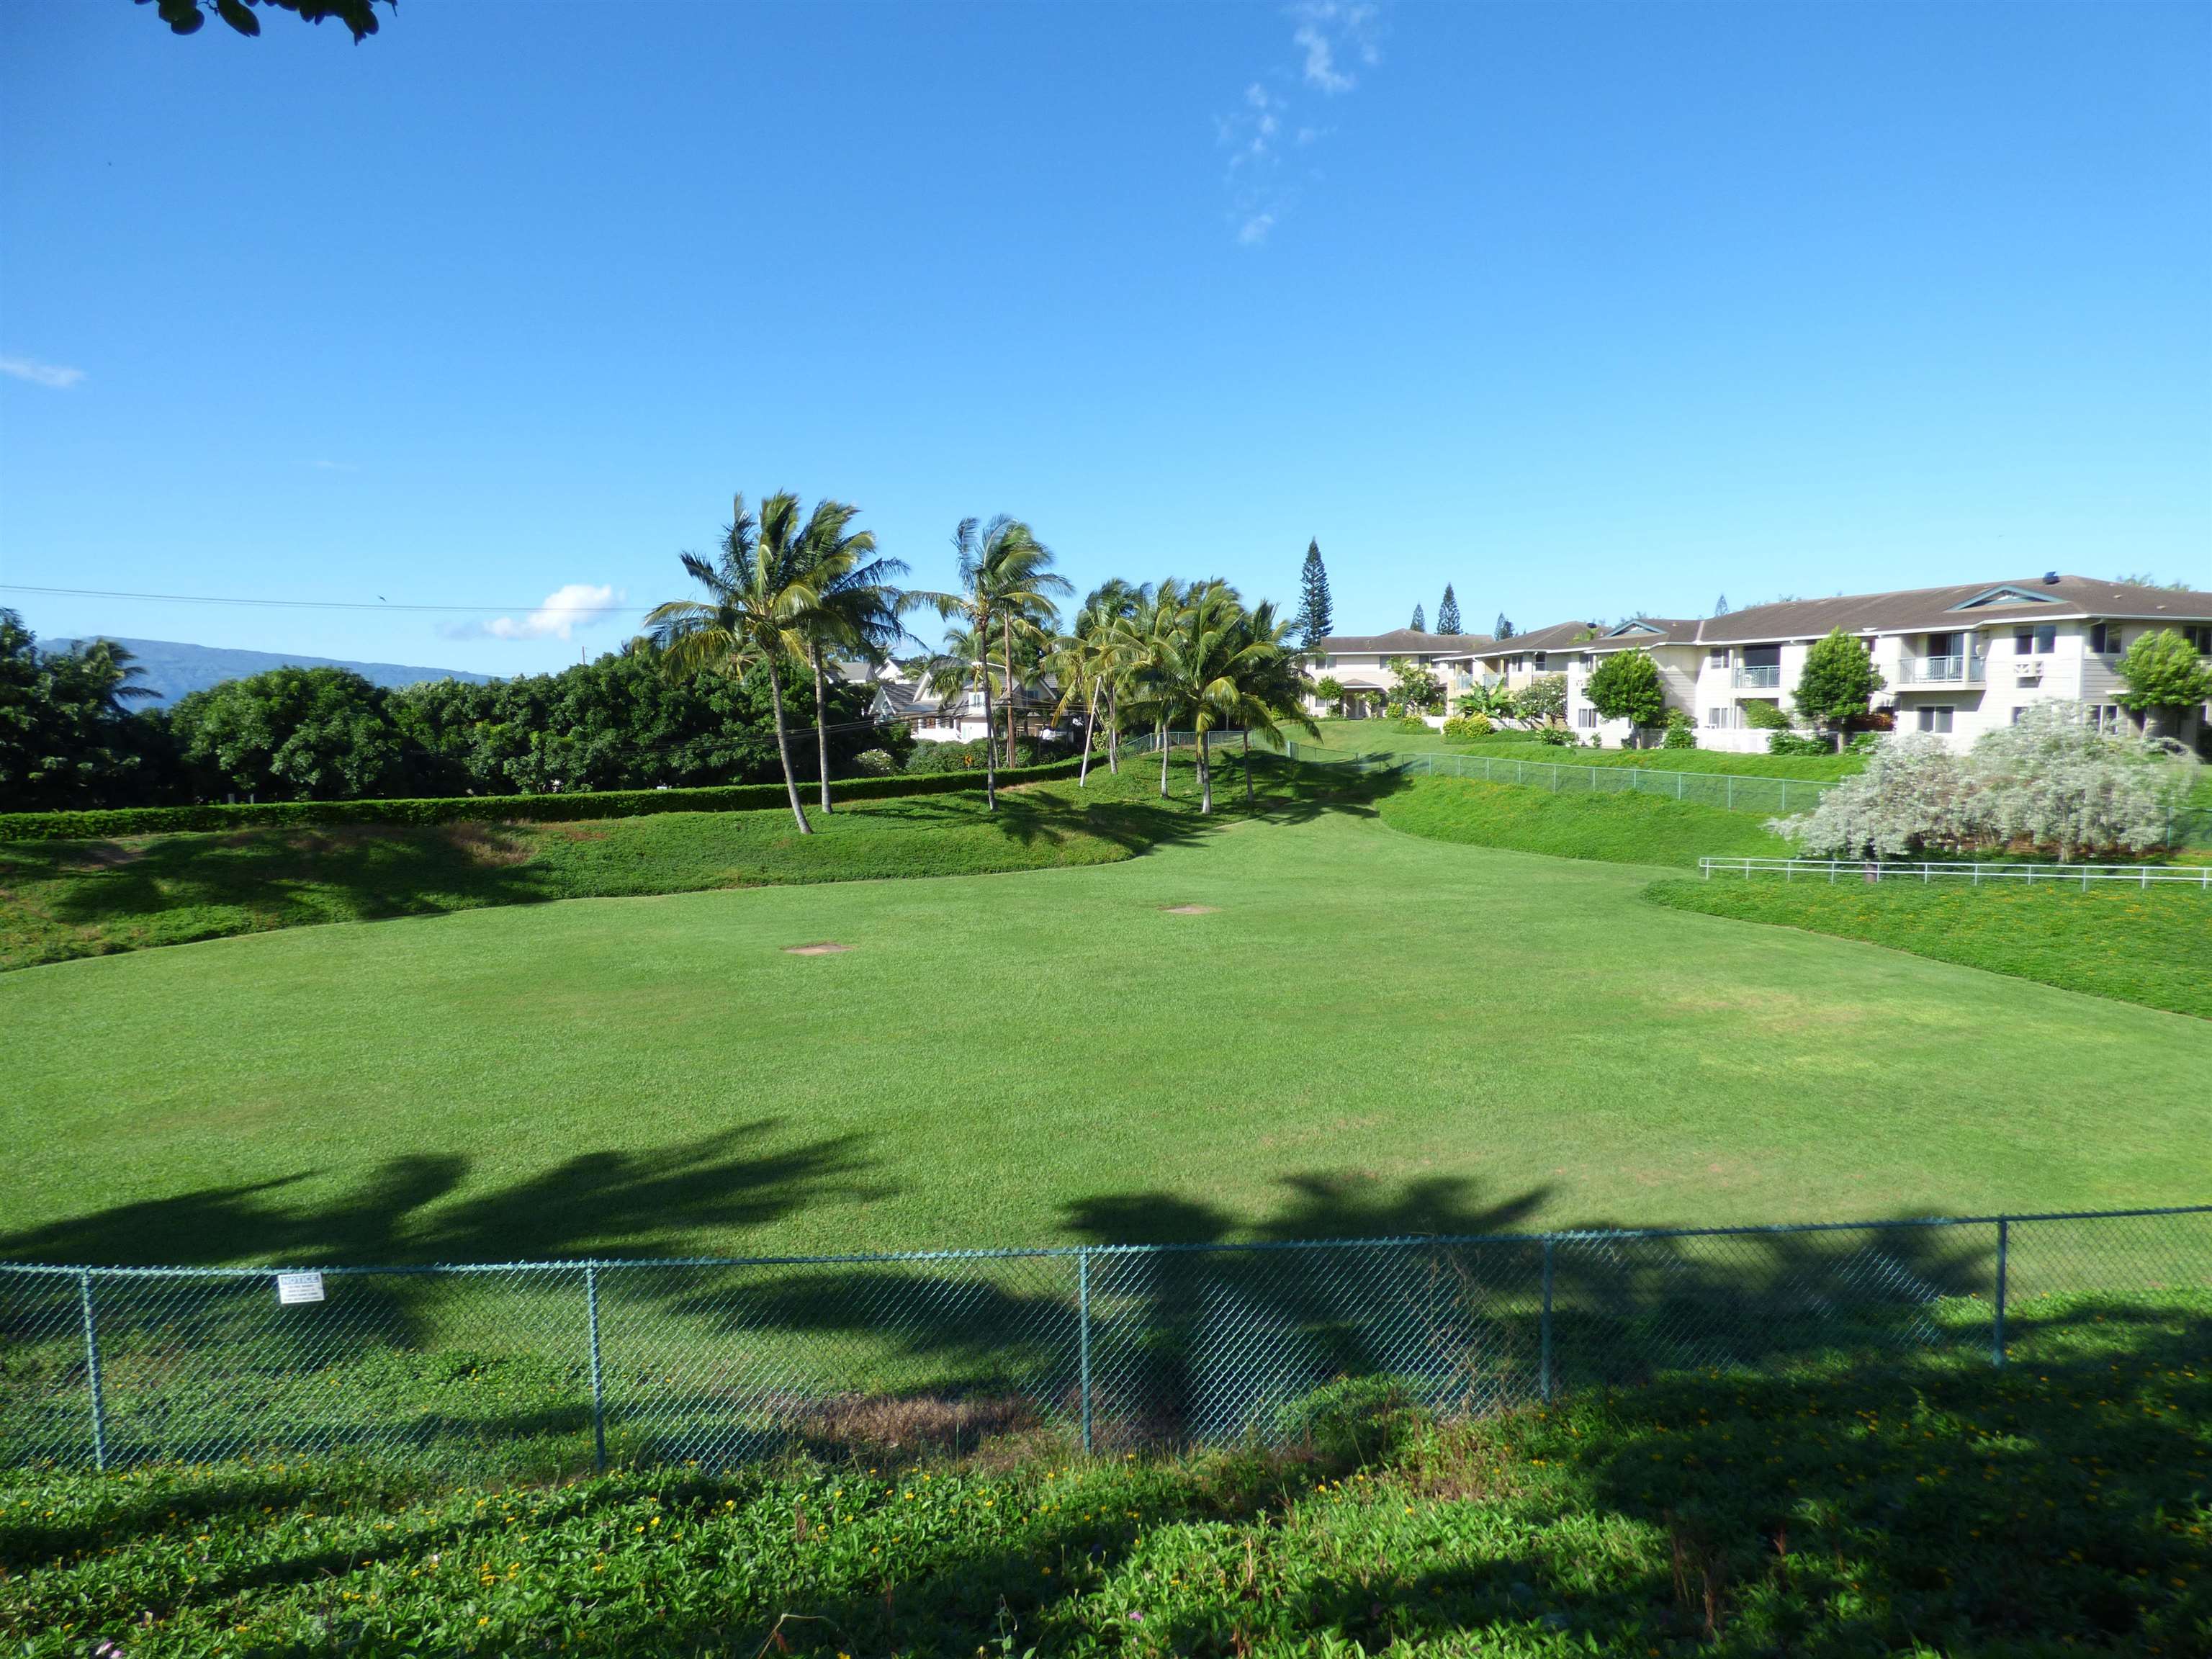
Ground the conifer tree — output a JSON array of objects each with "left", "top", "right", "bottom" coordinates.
[
  {"left": 1437, "top": 585, "right": 1461, "bottom": 634},
  {"left": 1295, "top": 539, "right": 1334, "bottom": 645},
  {"left": 1494, "top": 613, "right": 1516, "bottom": 639},
  {"left": 1411, "top": 604, "right": 1426, "bottom": 631},
  {"left": 1714, "top": 593, "right": 1730, "bottom": 616}
]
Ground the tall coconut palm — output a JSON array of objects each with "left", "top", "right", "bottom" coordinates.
[
  {"left": 1146, "top": 580, "right": 1251, "bottom": 814},
  {"left": 791, "top": 500, "right": 908, "bottom": 814},
  {"left": 912, "top": 516, "right": 1069, "bottom": 811},
  {"left": 1118, "top": 580, "right": 1190, "bottom": 799},
  {"left": 1052, "top": 578, "right": 1145, "bottom": 787},
  {"left": 646, "top": 491, "right": 820, "bottom": 833},
  {"left": 1215, "top": 598, "right": 1318, "bottom": 808}
]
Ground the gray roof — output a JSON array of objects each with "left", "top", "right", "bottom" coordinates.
[
  {"left": 1311, "top": 628, "right": 1496, "bottom": 655},
  {"left": 1460, "top": 577, "right": 2210, "bottom": 657}
]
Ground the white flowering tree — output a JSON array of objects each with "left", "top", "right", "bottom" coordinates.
[{"left": 1771, "top": 703, "right": 2195, "bottom": 860}]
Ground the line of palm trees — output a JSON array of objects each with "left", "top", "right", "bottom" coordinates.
[{"left": 646, "top": 490, "right": 1316, "bottom": 833}]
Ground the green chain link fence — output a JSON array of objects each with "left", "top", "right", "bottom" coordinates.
[
  {"left": 5, "top": 1206, "right": 2205, "bottom": 1477},
  {"left": 1282, "top": 741, "right": 1837, "bottom": 816}
]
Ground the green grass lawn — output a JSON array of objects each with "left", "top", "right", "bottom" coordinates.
[
  {"left": 6, "top": 1310, "right": 2207, "bottom": 1658},
  {"left": 0, "top": 758, "right": 1290, "bottom": 973},
  {"left": 1377, "top": 775, "right": 1791, "bottom": 866},
  {"left": 1300, "top": 720, "right": 1866, "bottom": 780},
  {"left": 1647, "top": 873, "right": 2212, "bottom": 1020},
  {"left": 5, "top": 762, "right": 2207, "bottom": 1272}
]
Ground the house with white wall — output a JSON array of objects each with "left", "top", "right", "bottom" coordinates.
[
  {"left": 1303, "top": 628, "right": 1493, "bottom": 715},
  {"left": 1460, "top": 576, "right": 2212, "bottom": 754}
]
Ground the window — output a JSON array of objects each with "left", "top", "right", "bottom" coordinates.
[
  {"left": 1925, "top": 631, "right": 1961, "bottom": 659},
  {"left": 2015, "top": 625, "right": 2055, "bottom": 655},
  {"left": 2092, "top": 703, "right": 2127, "bottom": 734},
  {"left": 1704, "top": 706, "right": 1741, "bottom": 729},
  {"left": 2185, "top": 624, "right": 2212, "bottom": 654},
  {"left": 1707, "top": 647, "right": 1729, "bottom": 667},
  {"left": 1575, "top": 706, "right": 1599, "bottom": 728},
  {"left": 2090, "top": 623, "right": 2123, "bottom": 655},
  {"left": 1741, "top": 644, "right": 1781, "bottom": 668},
  {"left": 1532, "top": 651, "right": 1548, "bottom": 670},
  {"left": 1916, "top": 706, "right": 1954, "bottom": 734}
]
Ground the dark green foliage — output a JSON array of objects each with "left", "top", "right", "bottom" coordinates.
[
  {"left": 1494, "top": 613, "right": 1515, "bottom": 639},
  {"left": 168, "top": 665, "right": 413, "bottom": 803},
  {"left": 1791, "top": 628, "right": 1886, "bottom": 742},
  {"left": 1295, "top": 539, "right": 1333, "bottom": 645},
  {"left": 1713, "top": 593, "right": 1730, "bottom": 615},
  {"left": 0, "top": 611, "right": 171, "bottom": 811},
  {"left": 1740, "top": 698, "right": 1792, "bottom": 730},
  {"left": 1660, "top": 709, "right": 1695, "bottom": 749},
  {"left": 1584, "top": 649, "right": 1666, "bottom": 729},
  {"left": 1435, "top": 585, "right": 1461, "bottom": 636},
  {"left": 1648, "top": 874, "right": 2212, "bottom": 1020},
  {"left": 1409, "top": 603, "right": 1426, "bottom": 631},
  {"left": 1766, "top": 730, "right": 1836, "bottom": 756},
  {"left": 140, "top": 0, "right": 390, "bottom": 41},
  {"left": 0, "top": 755, "right": 1089, "bottom": 844},
  {"left": 2114, "top": 627, "right": 2212, "bottom": 726}
]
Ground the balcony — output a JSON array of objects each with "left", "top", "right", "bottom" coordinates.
[
  {"left": 1898, "top": 655, "right": 1987, "bottom": 686},
  {"left": 1732, "top": 665, "right": 1782, "bottom": 689}
]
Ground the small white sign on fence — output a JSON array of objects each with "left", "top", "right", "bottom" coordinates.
[{"left": 274, "top": 1271, "right": 326, "bottom": 1305}]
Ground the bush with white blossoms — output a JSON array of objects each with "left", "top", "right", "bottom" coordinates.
[{"left": 1772, "top": 703, "right": 2196, "bottom": 860}]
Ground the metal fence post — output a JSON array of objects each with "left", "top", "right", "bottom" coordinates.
[
  {"left": 585, "top": 1264, "right": 607, "bottom": 1473},
  {"left": 78, "top": 1270, "right": 108, "bottom": 1473},
  {"left": 1539, "top": 1238, "right": 1555, "bottom": 1405},
  {"left": 1076, "top": 1248, "right": 1094, "bottom": 1456},
  {"left": 1991, "top": 1218, "right": 2009, "bottom": 1369}
]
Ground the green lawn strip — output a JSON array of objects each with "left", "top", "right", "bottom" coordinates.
[
  {"left": 1377, "top": 774, "right": 1790, "bottom": 866},
  {"left": 6, "top": 1312, "right": 2206, "bottom": 1658},
  {"left": 1299, "top": 720, "right": 1866, "bottom": 779},
  {"left": 7, "top": 784, "right": 2207, "bottom": 1268},
  {"left": 0, "top": 755, "right": 1316, "bottom": 973},
  {"left": 1647, "top": 873, "right": 2212, "bottom": 1021}
]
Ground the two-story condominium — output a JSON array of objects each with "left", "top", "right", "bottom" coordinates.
[
  {"left": 1303, "top": 629, "right": 1493, "bottom": 715},
  {"left": 1462, "top": 575, "right": 2212, "bottom": 754}
]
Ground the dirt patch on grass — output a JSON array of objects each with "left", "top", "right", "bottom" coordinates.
[
  {"left": 1161, "top": 904, "right": 1218, "bottom": 915},
  {"left": 443, "top": 823, "right": 539, "bottom": 866},
  {"left": 783, "top": 941, "right": 853, "bottom": 956},
  {"left": 63, "top": 842, "right": 149, "bottom": 871},
  {"left": 789, "top": 1391, "right": 1051, "bottom": 1463}
]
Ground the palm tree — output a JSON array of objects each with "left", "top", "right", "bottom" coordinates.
[
  {"left": 1215, "top": 598, "right": 1318, "bottom": 808},
  {"left": 913, "top": 516, "right": 1069, "bottom": 811},
  {"left": 1114, "top": 579, "right": 1187, "bottom": 799},
  {"left": 790, "top": 500, "right": 908, "bottom": 814},
  {"left": 1052, "top": 578, "right": 1144, "bottom": 787},
  {"left": 1148, "top": 580, "right": 1254, "bottom": 814},
  {"left": 645, "top": 491, "right": 820, "bottom": 833}
]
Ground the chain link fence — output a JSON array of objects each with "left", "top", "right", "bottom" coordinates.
[
  {"left": 1281, "top": 741, "right": 1837, "bottom": 815},
  {"left": 4, "top": 1207, "right": 2205, "bottom": 1477}
]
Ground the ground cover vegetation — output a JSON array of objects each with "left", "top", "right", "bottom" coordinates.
[
  {"left": 1375, "top": 776, "right": 1791, "bottom": 866},
  {"left": 5, "top": 1313, "right": 2207, "bottom": 1657},
  {"left": 8, "top": 779, "right": 2206, "bottom": 1270},
  {"left": 1290, "top": 721, "right": 1865, "bottom": 781},
  {"left": 1647, "top": 875, "right": 2212, "bottom": 1021}
]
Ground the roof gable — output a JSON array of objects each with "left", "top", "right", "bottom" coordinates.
[{"left": 1950, "top": 585, "right": 2063, "bottom": 611}]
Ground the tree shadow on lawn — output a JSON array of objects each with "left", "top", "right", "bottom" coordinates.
[{"left": 0, "top": 1119, "right": 885, "bottom": 1269}]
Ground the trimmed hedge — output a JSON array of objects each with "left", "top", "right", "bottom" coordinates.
[{"left": 0, "top": 755, "right": 1093, "bottom": 843}]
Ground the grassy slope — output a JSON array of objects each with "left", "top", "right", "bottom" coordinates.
[
  {"left": 6, "top": 1316, "right": 2207, "bottom": 1658},
  {"left": 0, "top": 760, "right": 1259, "bottom": 973},
  {"left": 1301, "top": 720, "right": 1866, "bottom": 779},
  {"left": 1647, "top": 875, "right": 2212, "bottom": 1021},
  {"left": 6, "top": 773, "right": 2208, "bottom": 1268},
  {"left": 1377, "top": 775, "right": 1791, "bottom": 866}
]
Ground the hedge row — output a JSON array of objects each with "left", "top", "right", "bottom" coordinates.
[{"left": 0, "top": 755, "right": 1094, "bottom": 843}]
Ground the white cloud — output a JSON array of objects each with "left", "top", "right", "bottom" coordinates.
[
  {"left": 1238, "top": 213, "right": 1277, "bottom": 246},
  {"left": 306, "top": 458, "right": 359, "bottom": 472},
  {"left": 1215, "top": 4, "right": 1386, "bottom": 246},
  {"left": 1, "top": 355, "right": 86, "bottom": 390},
  {"left": 1290, "top": 1, "right": 1382, "bottom": 94},
  {"left": 449, "top": 583, "right": 624, "bottom": 642}
]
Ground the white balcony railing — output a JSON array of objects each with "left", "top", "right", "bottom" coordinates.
[
  {"left": 1898, "top": 655, "right": 1987, "bottom": 685},
  {"left": 1732, "top": 665, "right": 1782, "bottom": 689}
]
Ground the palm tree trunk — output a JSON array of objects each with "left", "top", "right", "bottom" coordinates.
[
  {"left": 1243, "top": 729, "right": 1254, "bottom": 809},
  {"left": 979, "top": 665, "right": 997, "bottom": 811},
  {"left": 810, "top": 647, "right": 835, "bottom": 814},
  {"left": 1002, "top": 614, "right": 1020, "bottom": 772},
  {"left": 1106, "top": 685, "right": 1120, "bottom": 773},
  {"left": 1079, "top": 675, "right": 1100, "bottom": 786},
  {"left": 1157, "top": 719, "right": 1169, "bottom": 798},
  {"left": 1197, "top": 728, "right": 1212, "bottom": 814},
  {"left": 765, "top": 656, "right": 811, "bottom": 835}
]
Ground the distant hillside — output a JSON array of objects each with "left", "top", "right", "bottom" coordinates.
[{"left": 49, "top": 637, "right": 498, "bottom": 707}]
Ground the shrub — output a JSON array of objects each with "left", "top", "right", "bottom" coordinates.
[
  {"left": 1771, "top": 706, "right": 2195, "bottom": 860},
  {"left": 1767, "top": 732, "right": 1834, "bottom": 757},
  {"left": 1517, "top": 675, "right": 1568, "bottom": 725},
  {"left": 1393, "top": 716, "right": 1430, "bottom": 734},
  {"left": 1585, "top": 649, "right": 1666, "bottom": 729},
  {"left": 1661, "top": 710, "right": 1695, "bottom": 750},
  {"left": 1586, "top": 732, "right": 1605, "bottom": 747},
  {"left": 1384, "top": 702, "right": 1406, "bottom": 720},
  {"left": 2114, "top": 629, "right": 2212, "bottom": 737},
  {"left": 850, "top": 749, "right": 899, "bottom": 777},
  {"left": 1741, "top": 699, "right": 1793, "bottom": 730},
  {"left": 1442, "top": 714, "right": 1493, "bottom": 742},
  {"left": 1536, "top": 724, "right": 1579, "bottom": 747}
]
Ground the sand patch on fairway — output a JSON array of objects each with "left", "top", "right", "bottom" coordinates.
[
  {"left": 1161, "top": 904, "right": 1218, "bottom": 915},
  {"left": 783, "top": 941, "right": 853, "bottom": 956}
]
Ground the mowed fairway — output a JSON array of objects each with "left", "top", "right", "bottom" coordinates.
[{"left": 4, "top": 800, "right": 2208, "bottom": 1267}]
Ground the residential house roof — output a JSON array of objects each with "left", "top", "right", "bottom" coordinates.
[
  {"left": 1455, "top": 620, "right": 1606, "bottom": 661},
  {"left": 1309, "top": 628, "right": 1495, "bottom": 656}
]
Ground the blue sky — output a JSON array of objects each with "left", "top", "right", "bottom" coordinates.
[{"left": 2, "top": 1, "right": 2207, "bottom": 674}]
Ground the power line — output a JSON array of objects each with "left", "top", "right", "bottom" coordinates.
[{"left": 0, "top": 584, "right": 655, "bottom": 615}]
